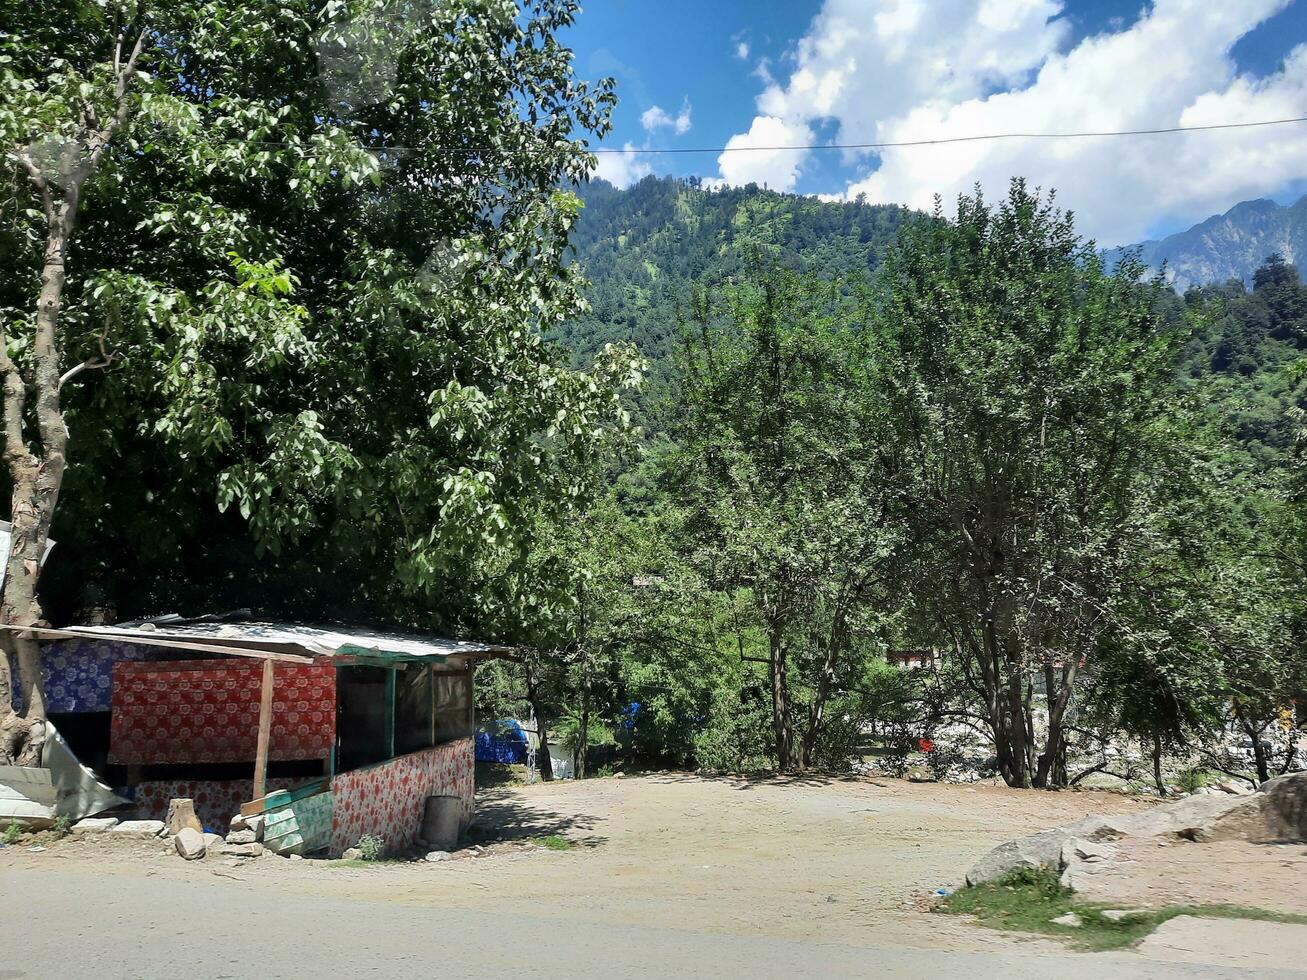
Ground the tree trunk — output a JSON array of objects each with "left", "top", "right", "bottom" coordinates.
[
  {"left": 0, "top": 207, "right": 74, "bottom": 766},
  {"left": 0, "top": 29, "right": 144, "bottom": 767},
  {"left": 800, "top": 613, "right": 848, "bottom": 770},
  {"left": 524, "top": 666, "right": 553, "bottom": 782},
  {"left": 576, "top": 646, "right": 590, "bottom": 780},
  {"left": 767, "top": 623, "right": 795, "bottom": 771},
  {"left": 1244, "top": 718, "right": 1271, "bottom": 785},
  {"left": 1152, "top": 731, "right": 1167, "bottom": 797}
]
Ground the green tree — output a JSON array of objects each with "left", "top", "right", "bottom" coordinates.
[
  {"left": 0, "top": 0, "right": 624, "bottom": 763},
  {"left": 669, "top": 268, "right": 904, "bottom": 771},
  {"left": 879, "top": 180, "right": 1197, "bottom": 788}
]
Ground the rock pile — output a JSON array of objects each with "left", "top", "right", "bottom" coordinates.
[{"left": 965, "top": 771, "right": 1307, "bottom": 892}]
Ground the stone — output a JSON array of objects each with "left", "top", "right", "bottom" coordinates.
[
  {"left": 226, "top": 829, "right": 258, "bottom": 845},
  {"left": 342, "top": 847, "right": 363, "bottom": 861},
  {"left": 1052, "top": 913, "right": 1083, "bottom": 928},
  {"left": 425, "top": 850, "right": 451, "bottom": 863},
  {"left": 165, "top": 799, "right": 203, "bottom": 836},
  {"left": 229, "top": 814, "right": 249, "bottom": 832},
  {"left": 111, "top": 820, "right": 166, "bottom": 837},
  {"left": 203, "top": 832, "right": 224, "bottom": 850},
  {"left": 1216, "top": 780, "right": 1252, "bottom": 796},
  {"left": 289, "top": 853, "right": 304, "bottom": 861},
  {"left": 1101, "top": 909, "right": 1148, "bottom": 922},
  {"left": 1060, "top": 837, "right": 1117, "bottom": 864},
  {"left": 174, "top": 827, "right": 206, "bottom": 861},
  {"left": 1260, "top": 771, "right": 1307, "bottom": 842},
  {"left": 259, "top": 848, "right": 284, "bottom": 859},
  {"left": 965, "top": 829, "right": 1076, "bottom": 887},
  {"left": 243, "top": 814, "right": 266, "bottom": 841},
  {"left": 219, "top": 842, "right": 264, "bottom": 857},
  {"left": 71, "top": 817, "right": 118, "bottom": 834}
]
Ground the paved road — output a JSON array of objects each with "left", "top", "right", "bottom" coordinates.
[{"left": 2, "top": 868, "right": 1299, "bottom": 980}]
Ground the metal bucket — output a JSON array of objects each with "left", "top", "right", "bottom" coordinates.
[{"left": 420, "top": 794, "right": 461, "bottom": 851}]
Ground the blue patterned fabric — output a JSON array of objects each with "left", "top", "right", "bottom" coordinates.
[{"left": 21, "top": 639, "right": 161, "bottom": 713}]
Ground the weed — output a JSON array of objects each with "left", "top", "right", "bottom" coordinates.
[
  {"left": 2, "top": 822, "right": 22, "bottom": 845},
  {"left": 535, "top": 834, "right": 571, "bottom": 851},
  {"left": 51, "top": 815, "right": 71, "bottom": 839},
  {"left": 356, "top": 834, "right": 385, "bottom": 861},
  {"left": 1176, "top": 769, "right": 1209, "bottom": 794},
  {"left": 939, "top": 868, "right": 1307, "bottom": 951}
]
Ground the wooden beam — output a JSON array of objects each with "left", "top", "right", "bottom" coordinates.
[
  {"left": 384, "top": 668, "right": 396, "bottom": 760},
  {"left": 0, "top": 624, "right": 314, "bottom": 663},
  {"left": 253, "top": 659, "right": 276, "bottom": 801}
]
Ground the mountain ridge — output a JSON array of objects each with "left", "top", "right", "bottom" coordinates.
[{"left": 1103, "top": 194, "right": 1307, "bottom": 292}]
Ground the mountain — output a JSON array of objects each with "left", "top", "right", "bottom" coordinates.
[
  {"left": 1106, "top": 196, "right": 1307, "bottom": 294},
  {"left": 560, "top": 176, "right": 910, "bottom": 378}
]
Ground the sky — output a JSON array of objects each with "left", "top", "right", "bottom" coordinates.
[{"left": 563, "top": 0, "right": 1307, "bottom": 246}]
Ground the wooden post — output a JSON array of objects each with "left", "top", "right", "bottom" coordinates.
[
  {"left": 384, "top": 668, "right": 396, "bottom": 760},
  {"left": 465, "top": 665, "right": 475, "bottom": 738},
  {"left": 253, "top": 658, "right": 275, "bottom": 801}
]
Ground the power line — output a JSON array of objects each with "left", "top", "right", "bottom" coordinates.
[
  {"left": 228, "top": 113, "right": 1307, "bottom": 156},
  {"left": 589, "top": 114, "right": 1307, "bottom": 154}
]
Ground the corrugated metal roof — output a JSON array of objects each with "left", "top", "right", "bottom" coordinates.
[{"left": 57, "top": 621, "right": 512, "bottom": 664}]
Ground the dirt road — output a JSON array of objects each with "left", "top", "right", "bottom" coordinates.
[{"left": 1, "top": 772, "right": 1301, "bottom": 978}]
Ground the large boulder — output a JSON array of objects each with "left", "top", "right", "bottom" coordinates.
[
  {"left": 1260, "top": 771, "right": 1307, "bottom": 841},
  {"left": 966, "top": 829, "right": 1076, "bottom": 886},
  {"left": 1064, "top": 793, "right": 1272, "bottom": 843}
]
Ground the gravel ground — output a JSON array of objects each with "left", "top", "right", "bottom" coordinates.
[{"left": 1, "top": 772, "right": 1301, "bottom": 976}]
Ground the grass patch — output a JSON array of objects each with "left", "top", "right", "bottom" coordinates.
[
  {"left": 534, "top": 834, "right": 572, "bottom": 851},
  {"left": 938, "top": 868, "right": 1307, "bottom": 951},
  {"left": 328, "top": 858, "right": 405, "bottom": 869}
]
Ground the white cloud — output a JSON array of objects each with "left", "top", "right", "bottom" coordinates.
[
  {"left": 736, "top": 40, "right": 750, "bottom": 60},
  {"left": 594, "top": 142, "right": 652, "bottom": 187},
  {"left": 716, "top": 115, "right": 813, "bottom": 192},
  {"left": 641, "top": 101, "right": 692, "bottom": 135},
  {"left": 720, "top": 0, "right": 1307, "bottom": 245}
]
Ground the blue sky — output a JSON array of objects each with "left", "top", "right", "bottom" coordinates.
[{"left": 563, "top": 1, "right": 1307, "bottom": 245}]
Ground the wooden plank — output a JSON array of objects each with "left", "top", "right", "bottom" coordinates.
[
  {"left": 252, "top": 659, "right": 275, "bottom": 800},
  {"left": 0, "top": 624, "right": 313, "bottom": 663},
  {"left": 239, "top": 777, "right": 330, "bottom": 817}
]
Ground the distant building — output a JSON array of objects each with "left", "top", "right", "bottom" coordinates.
[{"left": 886, "top": 649, "right": 936, "bottom": 670}]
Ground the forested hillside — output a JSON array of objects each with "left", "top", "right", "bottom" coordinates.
[{"left": 558, "top": 176, "right": 910, "bottom": 412}]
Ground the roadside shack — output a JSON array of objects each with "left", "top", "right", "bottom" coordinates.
[{"left": 4, "top": 617, "right": 512, "bottom": 856}]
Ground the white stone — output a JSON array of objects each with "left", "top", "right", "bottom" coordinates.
[
  {"left": 219, "top": 842, "right": 264, "bottom": 857},
  {"left": 1101, "top": 909, "right": 1148, "bottom": 922},
  {"left": 244, "top": 814, "right": 266, "bottom": 840},
  {"left": 71, "top": 817, "right": 118, "bottom": 834},
  {"left": 111, "top": 820, "right": 166, "bottom": 836},
  {"left": 289, "top": 853, "right": 304, "bottom": 861},
  {"left": 226, "top": 829, "right": 258, "bottom": 845},
  {"left": 342, "top": 847, "right": 362, "bottom": 861},
  {"left": 174, "top": 827, "right": 206, "bottom": 860},
  {"left": 425, "top": 850, "right": 451, "bottom": 862},
  {"left": 1052, "top": 913, "right": 1083, "bottom": 928},
  {"left": 203, "top": 832, "right": 224, "bottom": 850}
]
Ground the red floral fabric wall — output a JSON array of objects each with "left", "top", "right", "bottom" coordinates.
[
  {"left": 329, "top": 738, "right": 474, "bottom": 856},
  {"left": 109, "top": 660, "right": 336, "bottom": 764}
]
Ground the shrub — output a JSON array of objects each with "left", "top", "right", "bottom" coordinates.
[{"left": 356, "top": 834, "right": 385, "bottom": 861}]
